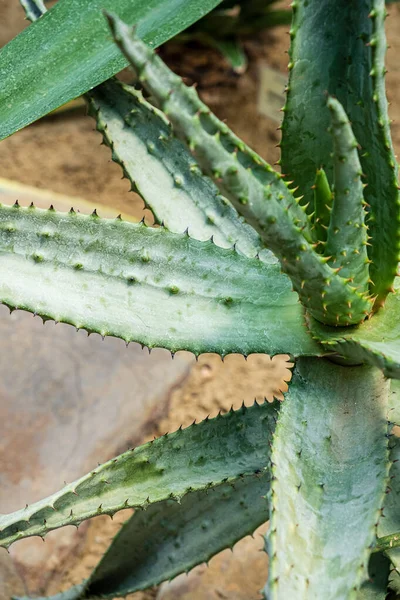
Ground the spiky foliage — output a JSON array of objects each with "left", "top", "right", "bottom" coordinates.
[{"left": 3, "top": 0, "right": 400, "bottom": 599}]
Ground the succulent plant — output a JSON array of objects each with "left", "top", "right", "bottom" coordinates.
[{"left": 1, "top": 0, "right": 400, "bottom": 598}]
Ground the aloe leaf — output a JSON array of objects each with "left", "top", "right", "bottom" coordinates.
[
  {"left": 88, "top": 79, "right": 270, "bottom": 260},
  {"left": 106, "top": 13, "right": 374, "bottom": 327},
  {"left": 281, "top": 0, "right": 400, "bottom": 303},
  {"left": 0, "top": 0, "right": 224, "bottom": 140},
  {"left": 357, "top": 553, "right": 391, "bottom": 600},
  {"left": 18, "top": 0, "right": 271, "bottom": 263},
  {"left": 324, "top": 97, "right": 370, "bottom": 296},
  {"left": 0, "top": 400, "right": 278, "bottom": 549},
  {"left": 20, "top": 472, "right": 270, "bottom": 600},
  {"left": 312, "top": 168, "right": 332, "bottom": 248},
  {"left": 106, "top": 16, "right": 311, "bottom": 241},
  {"left": 308, "top": 279, "right": 400, "bottom": 379},
  {"left": 0, "top": 202, "right": 319, "bottom": 357},
  {"left": 266, "top": 357, "right": 390, "bottom": 599}
]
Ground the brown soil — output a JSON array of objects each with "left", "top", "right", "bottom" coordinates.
[{"left": 1, "top": 2, "right": 400, "bottom": 598}]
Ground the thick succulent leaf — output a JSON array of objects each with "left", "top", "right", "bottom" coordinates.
[
  {"left": 281, "top": 0, "right": 400, "bottom": 302},
  {"left": 88, "top": 79, "right": 272, "bottom": 260},
  {"left": 0, "top": 400, "right": 278, "bottom": 549},
  {"left": 18, "top": 0, "right": 273, "bottom": 263},
  {"left": 312, "top": 168, "right": 332, "bottom": 247},
  {"left": 357, "top": 553, "right": 391, "bottom": 600},
  {"left": 0, "top": 0, "right": 223, "bottom": 140},
  {"left": 375, "top": 441, "right": 400, "bottom": 569},
  {"left": 0, "top": 202, "right": 319, "bottom": 357},
  {"left": 308, "top": 279, "right": 400, "bottom": 379},
  {"left": 22, "top": 473, "right": 270, "bottom": 600},
  {"left": 266, "top": 357, "right": 390, "bottom": 599},
  {"left": 106, "top": 13, "right": 374, "bottom": 327},
  {"left": 375, "top": 382, "right": 400, "bottom": 569},
  {"left": 324, "top": 98, "right": 369, "bottom": 295}
]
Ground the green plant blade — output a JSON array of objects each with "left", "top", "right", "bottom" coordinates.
[
  {"left": 281, "top": 0, "right": 400, "bottom": 303},
  {"left": 312, "top": 168, "right": 332, "bottom": 248},
  {"left": 0, "top": 0, "right": 223, "bottom": 140},
  {"left": 0, "top": 400, "right": 278, "bottom": 549},
  {"left": 106, "top": 13, "right": 374, "bottom": 327},
  {"left": 308, "top": 280, "right": 400, "bottom": 379},
  {"left": 88, "top": 79, "right": 270, "bottom": 260},
  {"left": 266, "top": 357, "right": 390, "bottom": 599},
  {"left": 0, "top": 202, "right": 319, "bottom": 357},
  {"left": 357, "top": 553, "right": 391, "bottom": 600},
  {"left": 22, "top": 473, "right": 270, "bottom": 600},
  {"left": 374, "top": 440, "right": 400, "bottom": 568},
  {"left": 324, "top": 97, "right": 369, "bottom": 296},
  {"left": 374, "top": 378, "right": 400, "bottom": 568}
]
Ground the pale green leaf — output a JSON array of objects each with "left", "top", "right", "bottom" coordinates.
[
  {"left": 0, "top": 203, "right": 319, "bottom": 357},
  {"left": 266, "top": 357, "right": 390, "bottom": 599},
  {"left": 0, "top": 400, "right": 277, "bottom": 549}
]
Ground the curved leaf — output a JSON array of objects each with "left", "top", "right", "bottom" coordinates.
[
  {"left": 266, "top": 358, "right": 390, "bottom": 599},
  {"left": 0, "top": 202, "right": 319, "bottom": 357},
  {"left": 88, "top": 79, "right": 271, "bottom": 259},
  {"left": 105, "top": 13, "right": 374, "bottom": 327},
  {"left": 0, "top": 400, "right": 278, "bottom": 549},
  {"left": 308, "top": 280, "right": 400, "bottom": 379},
  {"left": 280, "top": 0, "right": 400, "bottom": 303},
  {"left": 0, "top": 0, "right": 223, "bottom": 140},
  {"left": 20, "top": 473, "right": 270, "bottom": 600}
]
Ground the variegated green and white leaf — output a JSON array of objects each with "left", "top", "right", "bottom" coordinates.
[
  {"left": 0, "top": 400, "right": 277, "bottom": 549},
  {"left": 266, "top": 358, "right": 390, "bottom": 599},
  {"left": 16, "top": 473, "right": 270, "bottom": 600},
  {"left": 88, "top": 79, "right": 271, "bottom": 260},
  {"left": 0, "top": 203, "right": 319, "bottom": 357}
]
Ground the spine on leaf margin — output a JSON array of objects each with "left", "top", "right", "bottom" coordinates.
[
  {"left": 281, "top": 0, "right": 400, "bottom": 306},
  {"left": 106, "top": 12, "right": 373, "bottom": 326},
  {"left": 324, "top": 97, "right": 370, "bottom": 296}
]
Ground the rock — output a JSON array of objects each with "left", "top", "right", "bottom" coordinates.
[
  {"left": 0, "top": 183, "right": 194, "bottom": 596},
  {"left": 0, "top": 552, "right": 25, "bottom": 600},
  {"left": 157, "top": 524, "right": 269, "bottom": 600}
]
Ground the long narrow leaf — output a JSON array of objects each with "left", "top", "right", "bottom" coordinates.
[
  {"left": 0, "top": 0, "right": 223, "bottom": 140},
  {"left": 88, "top": 79, "right": 270, "bottom": 258},
  {"left": 0, "top": 203, "right": 319, "bottom": 357},
  {"left": 280, "top": 0, "right": 400, "bottom": 303},
  {"left": 266, "top": 357, "right": 390, "bottom": 598},
  {"left": 104, "top": 14, "right": 374, "bottom": 327},
  {"left": 0, "top": 400, "right": 277, "bottom": 549},
  {"left": 18, "top": 474, "right": 270, "bottom": 600}
]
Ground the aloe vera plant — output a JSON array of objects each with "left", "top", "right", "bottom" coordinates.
[{"left": 2, "top": 0, "right": 400, "bottom": 598}]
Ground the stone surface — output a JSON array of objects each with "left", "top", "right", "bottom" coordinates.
[
  {"left": 0, "top": 552, "right": 25, "bottom": 600},
  {"left": 157, "top": 524, "right": 268, "bottom": 600},
  {"left": 0, "top": 187, "right": 192, "bottom": 596}
]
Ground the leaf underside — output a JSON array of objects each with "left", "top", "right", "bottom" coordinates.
[
  {"left": 266, "top": 357, "right": 390, "bottom": 599},
  {"left": 0, "top": 399, "right": 278, "bottom": 549},
  {"left": 0, "top": 0, "right": 223, "bottom": 140}
]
